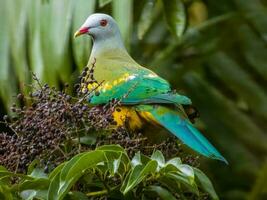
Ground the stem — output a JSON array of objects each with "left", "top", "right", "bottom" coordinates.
[
  {"left": 96, "top": 172, "right": 111, "bottom": 192},
  {"left": 86, "top": 186, "right": 118, "bottom": 197},
  {"left": 86, "top": 189, "right": 108, "bottom": 197}
]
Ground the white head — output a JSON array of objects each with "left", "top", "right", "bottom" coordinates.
[{"left": 74, "top": 13, "right": 126, "bottom": 56}]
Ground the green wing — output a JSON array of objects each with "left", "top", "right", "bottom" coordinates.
[{"left": 89, "top": 71, "right": 191, "bottom": 106}]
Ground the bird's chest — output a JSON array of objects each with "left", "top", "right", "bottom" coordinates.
[
  {"left": 93, "top": 64, "right": 120, "bottom": 83},
  {"left": 81, "top": 61, "right": 131, "bottom": 95}
]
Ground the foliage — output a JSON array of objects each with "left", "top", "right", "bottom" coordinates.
[
  {"left": 0, "top": 145, "right": 218, "bottom": 200},
  {"left": 0, "top": 0, "right": 267, "bottom": 199},
  {"left": 0, "top": 71, "right": 207, "bottom": 199}
]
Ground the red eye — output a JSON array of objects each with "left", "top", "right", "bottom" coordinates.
[{"left": 100, "top": 19, "right": 108, "bottom": 27}]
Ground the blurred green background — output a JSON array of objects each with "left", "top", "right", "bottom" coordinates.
[{"left": 0, "top": 0, "right": 267, "bottom": 199}]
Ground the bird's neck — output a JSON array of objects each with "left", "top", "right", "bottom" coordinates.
[{"left": 89, "top": 35, "right": 136, "bottom": 64}]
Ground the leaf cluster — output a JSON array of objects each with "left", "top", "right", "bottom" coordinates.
[{"left": 0, "top": 145, "right": 218, "bottom": 200}]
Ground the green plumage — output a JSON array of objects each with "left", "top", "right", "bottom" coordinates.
[{"left": 90, "top": 68, "right": 191, "bottom": 105}]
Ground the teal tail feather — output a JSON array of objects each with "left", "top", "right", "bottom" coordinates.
[{"left": 137, "top": 105, "right": 228, "bottom": 163}]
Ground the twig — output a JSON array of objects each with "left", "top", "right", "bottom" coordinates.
[{"left": 86, "top": 186, "right": 118, "bottom": 197}]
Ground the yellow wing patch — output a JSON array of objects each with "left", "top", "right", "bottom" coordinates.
[
  {"left": 112, "top": 106, "right": 161, "bottom": 130},
  {"left": 82, "top": 73, "right": 136, "bottom": 94},
  {"left": 112, "top": 106, "right": 143, "bottom": 130}
]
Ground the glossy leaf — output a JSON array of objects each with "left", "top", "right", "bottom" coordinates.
[
  {"left": 151, "top": 150, "right": 165, "bottom": 168},
  {"left": 137, "top": 0, "right": 158, "bottom": 39},
  {"left": 193, "top": 168, "right": 219, "bottom": 200},
  {"left": 145, "top": 185, "right": 176, "bottom": 200},
  {"left": 162, "top": 0, "right": 186, "bottom": 39},
  {"left": 99, "top": 0, "right": 112, "bottom": 7},
  {"left": 131, "top": 151, "right": 150, "bottom": 167},
  {"left": 166, "top": 172, "right": 199, "bottom": 195},
  {"left": 166, "top": 157, "right": 182, "bottom": 167},
  {"left": 47, "top": 171, "right": 61, "bottom": 200},
  {"left": 121, "top": 160, "right": 158, "bottom": 194},
  {"left": 96, "top": 144, "right": 126, "bottom": 152},
  {"left": 56, "top": 151, "right": 106, "bottom": 199},
  {"left": 19, "top": 178, "right": 49, "bottom": 200}
]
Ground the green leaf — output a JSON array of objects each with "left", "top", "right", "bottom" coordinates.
[
  {"left": 58, "top": 153, "right": 87, "bottom": 182},
  {"left": 97, "top": 152, "right": 127, "bottom": 178},
  {"left": 0, "top": 184, "right": 13, "bottom": 200},
  {"left": 78, "top": 135, "right": 96, "bottom": 145},
  {"left": 193, "top": 168, "right": 218, "bottom": 200},
  {"left": 0, "top": 166, "right": 8, "bottom": 172},
  {"left": 48, "top": 162, "right": 65, "bottom": 180},
  {"left": 131, "top": 151, "right": 142, "bottom": 167},
  {"left": 0, "top": 168, "right": 33, "bottom": 180},
  {"left": 7, "top": 0, "right": 29, "bottom": 86},
  {"left": 176, "top": 164, "right": 194, "bottom": 181},
  {"left": 0, "top": 0, "right": 15, "bottom": 111},
  {"left": 137, "top": 0, "right": 158, "bottom": 39},
  {"left": 96, "top": 144, "right": 126, "bottom": 152},
  {"left": 112, "top": 0, "right": 133, "bottom": 49},
  {"left": 99, "top": 0, "right": 112, "bottom": 7},
  {"left": 48, "top": 171, "right": 61, "bottom": 200},
  {"left": 29, "top": 168, "right": 47, "bottom": 179},
  {"left": 160, "top": 161, "right": 180, "bottom": 174},
  {"left": 47, "top": 153, "right": 86, "bottom": 200},
  {"left": 166, "top": 172, "right": 199, "bottom": 195},
  {"left": 151, "top": 150, "right": 165, "bottom": 168},
  {"left": 39, "top": 0, "right": 73, "bottom": 84},
  {"left": 145, "top": 185, "right": 176, "bottom": 200},
  {"left": 27, "top": 0, "right": 45, "bottom": 81},
  {"left": 71, "top": 0, "right": 95, "bottom": 71},
  {"left": 112, "top": 156, "right": 121, "bottom": 175},
  {"left": 157, "top": 176, "right": 181, "bottom": 194},
  {"left": 27, "top": 160, "right": 40, "bottom": 175},
  {"left": 20, "top": 189, "right": 48, "bottom": 200},
  {"left": 19, "top": 178, "right": 49, "bottom": 200},
  {"left": 98, "top": 145, "right": 130, "bottom": 173},
  {"left": 166, "top": 157, "right": 182, "bottom": 167},
  {"left": 19, "top": 178, "right": 49, "bottom": 191},
  {"left": 162, "top": 0, "right": 186, "bottom": 39},
  {"left": 48, "top": 149, "right": 120, "bottom": 200},
  {"left": 59, "top": 151, "right": 106, "bottom": 197},
  {"left": 131, "top": 151, "right": 150, "bottom": 167},
  {"left": 121, "top": 160, "right": 158, "bottom": 194}
]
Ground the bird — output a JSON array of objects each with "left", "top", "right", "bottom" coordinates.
[{"left": 74, "top": 13, "right": 227, "bottom": 163}]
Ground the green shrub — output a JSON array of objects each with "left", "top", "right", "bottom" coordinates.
[{"left": 0, "top": 145, "right": 218, "bottom": 200}]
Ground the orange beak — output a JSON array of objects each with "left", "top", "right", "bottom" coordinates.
[{"left": 74, "top": 27, "right": 89, "bottom": 38}]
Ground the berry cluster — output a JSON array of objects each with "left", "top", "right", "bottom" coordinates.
[{"left": 0, "top": 62, "right": 198, "bottom": 172}]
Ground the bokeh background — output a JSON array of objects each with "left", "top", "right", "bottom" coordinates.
[{"left": 1, "top": 0, "right": 267, "bottom": 199}]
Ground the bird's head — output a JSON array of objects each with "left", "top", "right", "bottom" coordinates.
[{"left": 74, "top": 13, "right": 120, "bottom": 40}]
